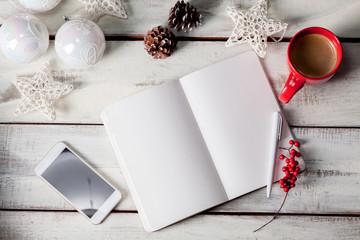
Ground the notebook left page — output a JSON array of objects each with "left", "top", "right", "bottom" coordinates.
[{"left": 102, "top": 80, "right": 227, "bottom": 231}]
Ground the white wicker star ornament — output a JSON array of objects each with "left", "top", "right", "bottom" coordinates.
[
  {"left": 77, "top": 0, "right": 127, "bottom": 22},
  {"left": 13, "top": 62, "right": 73, "bottom": 121},
  {"left": 226, "top": 0, "right": 287, "bottom": 58}
]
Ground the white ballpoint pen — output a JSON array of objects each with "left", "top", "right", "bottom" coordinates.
[{"left": 266, "top": 112, "right": 283, "bottom": 198}]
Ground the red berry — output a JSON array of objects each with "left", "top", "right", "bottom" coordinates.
[
  {"left": 293, "top": 171, "right": 299, "bottom": 176},
  {"left": 285, "top": 159, "right": 290, "bottom": 164},
  {"left": 289, "top": 140, "right": 294, "bottom": 145},
  {"left": 290, "top": 184, "right": 295, "bottom": 188},
  {"left": 279, "top": 179, "right": 284, "bottom": 184},
  {"left": 286, "top": 174, "right": 291, "bottom": 178},
  {"left": 295, "top": 167, "right": 300, "bottom": 172},
  {"left": 290, "top": 163, "right": 296, "bottom": 168},
  {"left": 295, "top": 161, "right": 299, "bottom": 166},
  {"left": 290, "top": 158, "right": 294, "bottom": 163},
  {"left": 290, "top": 179, "right": 295, "bottom": 184},
  {"left": 288, "top": 167, "right": 294, "bottom": 172},
  {"left": 296, "top": 152, "right": 301, "bottom": 157},
  {"left": 294, "top": 141, "right": 300, "bottom": 147},
  {"left": 280, "top": 184, "right": 284, "bottom": 188},
  {"left": 290, "top": 153, "right": 295, "bottom": 158},
  {"left": 282, "top": 167, "right": 287, "bottom": 172},
  {"left": 284, "top": 187, "right": 289, "bottom": 192},
  {"left": 285, "top": 170, "right": 290, "bottom": 175},
  {"left": 291, "top": 149, "right": 296, "bottom": 154},
  {"left": 283, "top": 177, "right": 288, "bottom": 181},
  {"left": 279, "top": 154, "right": 285, "bottom": 160},
  {"left": 292, "top": 176, "right": 297, "bottom": 181}
]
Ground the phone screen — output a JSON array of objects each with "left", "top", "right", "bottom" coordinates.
[{"left": 41, "top": 148, "right": 115, "bottom": 218}]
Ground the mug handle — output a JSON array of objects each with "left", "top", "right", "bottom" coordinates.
[{"left": 279, "top": 72, "right": 305, "bottom": 103}]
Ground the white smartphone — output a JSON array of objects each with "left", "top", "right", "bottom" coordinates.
[{"left": 35, "top": 142, "right": 122, "bottom": 224}]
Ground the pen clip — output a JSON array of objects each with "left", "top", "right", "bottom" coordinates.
[{"left": 277, "top": 113, "right": 283, "bottom": 140}]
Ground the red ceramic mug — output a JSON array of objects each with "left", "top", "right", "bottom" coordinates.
[{"left": 279, "top": 27, "right": 342, "bottom": 103}]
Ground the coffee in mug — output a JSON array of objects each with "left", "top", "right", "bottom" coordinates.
[
  {"left": 279, "top": 27, "right": 342, "bottom": 104},
  {"left": 290, "top": 33, "right": 337, "bottom": 78}
]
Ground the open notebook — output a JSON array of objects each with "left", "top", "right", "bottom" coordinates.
[{"left": 102, "top": 51, "right": 305, "bottom": 231}]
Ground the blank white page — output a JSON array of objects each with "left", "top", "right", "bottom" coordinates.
[
  {"left": 102, "top": 80, "right": 227, "bottom": 231},
  {"left": 180, "top": 52, "right": 298, "bottom": 199}
]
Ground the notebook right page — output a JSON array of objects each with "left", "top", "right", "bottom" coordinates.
[{"left": 180, "top": 51, "right": 304, "bottom": 200}]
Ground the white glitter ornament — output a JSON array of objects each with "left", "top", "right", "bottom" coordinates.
[
  {"left": 13, "top": 62, "right": 73, "bottom": 121},
  {"left": 0, "top": 14, "right": 49, "bottom": 63},
  {"left": 17, "top": 0, "right": 62, "bottom": 12},
  {"left": 77, "top": 0, "right": 127, "bottom": 22},
  {"left": 55, "top": 17, "right": 106, "bottom": 68},
  {"left": 226, "top": 0, "right": 287, "bottom": 58}
]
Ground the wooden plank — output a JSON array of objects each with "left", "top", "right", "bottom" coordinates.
[
  {"left": 1, "top": 211, "right": 359, "bottom": 239},
  {"left": 0, "top": 41, "right": 359, "bottom": 126},
  {"left": 1, "top": 124, "right": 360, "bottom": 214},
  {"left": 1, "top": 0, "right": 359, "bottom": 38}
]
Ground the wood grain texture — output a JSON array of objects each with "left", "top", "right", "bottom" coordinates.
[
  {"left": 1, "top": 124, "right": 359, "bottom": 214},
  {"left": 1, "top": 211, "right": 360, "bottom": 239},
  {"left": 0, "top": 1, "right": 359, "bottom": 238},
  {"left": 0, "top": 41, "right": 359, "bottom": 126},
  {"left": 1, "top": 0, "right": 359, "bottom": 38}
]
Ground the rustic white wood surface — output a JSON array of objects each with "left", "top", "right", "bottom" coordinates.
[
  {"left": 1, "top": 0, "right": 360, "bottom": 239},
  {"left": 1, "top": 211, "right": 360, "bottom": 240},
  {"left": 0, "top": 0, "right": 359, "bottom": 38},
  {"left": 1, "top": 42, "right": 360, "bottom": 126},
  {"left": 1, "top": 125, "right": 360, "bottom": 215}
]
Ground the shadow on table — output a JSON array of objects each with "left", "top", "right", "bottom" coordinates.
[{"left": 330, "top": 43, "right": 358, "bottom": 83}]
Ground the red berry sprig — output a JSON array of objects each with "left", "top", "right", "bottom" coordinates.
[
  {"left": 278, "top": 140, "right": 301, "bottom": 193},
  {"left": 253, "top": 139, "right": 301, "bottom": 232}
]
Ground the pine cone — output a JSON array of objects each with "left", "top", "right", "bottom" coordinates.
[
  {"left": 144, "top": 26, "right": 177, "bottom": 59},
  {"left": 168, "top": 0, "right": 202, "bottom": 32}
]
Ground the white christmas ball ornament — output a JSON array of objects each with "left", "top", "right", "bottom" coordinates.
[
  {"left": 18, "top": 0, "right": 62, "bottom": 12},
  {"left": 0, "top": 14, "right": 49, "bottom": 63},
  {"left": 55, "top": 18, "right": 106, "bottom": 68}
]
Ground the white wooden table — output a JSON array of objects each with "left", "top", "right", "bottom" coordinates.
[{"left": 1, "top": 0, "right": 360, "bottom": 239}]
